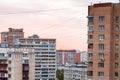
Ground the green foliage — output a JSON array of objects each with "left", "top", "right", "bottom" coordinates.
[{"left": 56, "top": 69, "right": 64, "bottom": 80}]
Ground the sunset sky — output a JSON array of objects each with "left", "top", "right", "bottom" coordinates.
[{"left": 0, "top": 0, "right": 118, "bottom": 51}]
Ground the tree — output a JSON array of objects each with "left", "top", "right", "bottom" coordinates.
[{"left": 56, "top": 69, "right": 64, "bottom": 80}]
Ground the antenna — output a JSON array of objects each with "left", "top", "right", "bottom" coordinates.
[{"left": 91, "top": 2, "right": 92, "bottom": 6}]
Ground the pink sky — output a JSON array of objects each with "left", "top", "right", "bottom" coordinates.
[{"left": 0, "top": 0, "right": 118, "bottom": 51}]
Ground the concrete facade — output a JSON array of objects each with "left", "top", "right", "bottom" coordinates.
[{"left": 0, "top": 48, "right": 34, "bottom": 80}]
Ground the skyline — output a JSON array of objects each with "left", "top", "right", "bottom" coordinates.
[{"left": 0, "top": 0, "right": 119, "bottom": 51}]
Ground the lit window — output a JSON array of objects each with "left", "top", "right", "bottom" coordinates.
[
  {"left": 99, "top": 35, "right": 105, "bottom": 40},
  {"left": 88, "top": 25, "right": 94, "bottom": 31},
  {"left": 98, "top": 44, "right": 104, "bottom": 50},
  {"left": 99, "top": 25, "right": 105, "bottom": 31},
  {"left": 99, "top": 16, "right": 105, "bottom": 22},
  {"left": 98, "top": 72, "right": 104, "bottom": 77}
]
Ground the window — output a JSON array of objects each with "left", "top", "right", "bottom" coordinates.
[
  {"left": 115, "top": 62, "right": 119, "bottom": 68},
  {"left": 87, "top": 71, "right": 93, "bottom": 76},
  {"left": 23, "top": 60, "right": 29, "bottom": 64},
  {"left": 115, "top": 44, "right": 119, "bottom": 50},
  {"left": 99, "top": 35, "right": 105, "bottom": 40},
  {"left": 115, "top": 72, "right": 118, "bottom": 77},
  {"left": 8, "top": 67, "right": 11, "bottom": 71},
  {"left": 8, "top": 54, "right": 11, "bottom": 57},
  {"left": 98, "top": 72, "right": 104, "bottom": 76},
  {"left": 98, "top": 63, "right": 104, "bottom": 68},
  {"left": 99, "top": 44, "right": 104, "bottom": 50},
  {"left": 87, "top": 16, "right": 93, "bottom": 22},
  {"left": 115, "top": 53, "right": 119, "bottom": 59},
  {"left": 115, "top": 35, "right": 119, "bottom": 40},
  {"left": 115, "top": 25, "right": 119, "bottom": 31},
  {"left": 99, "top": 16, "right": 105, "bottom": 22},
  {"left": 88, "top": 43, "right": 93, "bottom": 49},
  {"left": 116, "top": 16, "right": 119, "bottom": 22},
  {"left": 88, "top": 52, "right": 93, "bottom": 58},
  {"left": 8, "top": 74, "right": 11, "bottom": 78},
  {"left": 99, "top": 53, "right": 104, "bottom": 59},
  {"left": 8, "top": 60, "right": 11, "bottom": 64},
  {"left": 0, "top": 53, "right": 4, "bottom": 57},
  {"left": 99, "top": 25, "right": 105, "bottom": 31},
  {"left": 88, "top": 35, "right": 93, "bottom": 40},
  {"left": 88, "top": 25, "right": 94, "bottom": 31}
]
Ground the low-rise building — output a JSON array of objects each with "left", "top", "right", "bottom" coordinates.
[{"left": 58, "top": 64, "right": 87, "bottom": 80}]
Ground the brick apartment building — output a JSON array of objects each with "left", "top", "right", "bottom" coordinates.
[
  {"left": 87, "top": 2, "right": 120, "bottom": 80},
  {"left": 1, "top": 28, "right": 24, "bottom": 47}
]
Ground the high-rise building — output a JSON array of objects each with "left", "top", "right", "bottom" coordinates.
[
  {"left": 14, "top": 34, "right": 56, "bottom": 80},
  {"left": 0, "top": 48, "right": 34, "bottom": 80},
  {"left": 1, "top": 28, "right": 24, "bottom": 47},
  {"left": 87, "top": 2, "right": 120, "bottom": 80},
  {"left": 0, "top": 28, "right": 56, "bottom": 80},
  {"left": 56, "top": 50, "right": 81, "bottom": 66}
]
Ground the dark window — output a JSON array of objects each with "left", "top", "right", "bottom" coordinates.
[
  {"left": 115, "top": 72, "right": 119, "bottom": 77},
  {"left": 88, "top": 35, "right": 93, "bottom": 40},
  {"left": 116, "top": 16, "right": 119, "bottom": 22},
  {"left": 98, "top": 63, "right": 104, "bottom": 68},
  {"left": 98, "top": 72, "right": 104, "bottom": 76}
]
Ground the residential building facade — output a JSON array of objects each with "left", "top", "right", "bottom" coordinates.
[
  {"left": 14, "top": 35, "right": 56, "bottom": 80},
  {"left": 58, "top": 64, "right": 87, "bottom": 80},
  {"left": 87, "top": 2, "right": 120, "bottom": 80},
  {"left": 56, "top": 50, "right": 81, "bottom": 66},
  {"left": 1, "top": 28, "right": 24, "bottom": 47},
  {"left": 0, "top": 48, "right": 34, "bottom": 80}
]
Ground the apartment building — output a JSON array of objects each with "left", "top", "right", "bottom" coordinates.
[
  {"left": 87, "top": 3, "right": 120, "bottom": 80},
  {"left": 58, "top": 64, "right": 87, "bottom": 80},
  {"left": 1, "top": 28, "right": 24, "bottom": 47},
  {"left": 56, "top": 50, "right": 81, "bottom": 66},
  {"left": 0, "top": 48, "right": 34, "bottom": 80},
  {"left": 13, "top": 35, "right": 56, "bottom": 80}
]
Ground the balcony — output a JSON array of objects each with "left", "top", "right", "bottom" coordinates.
[
  {"left": 0, "top": 64, "right": 7, "bottom": 67},
  {"left": 0, "top": 70, "right": 7, "bottom": 73},
  {"left": 0, "top": 78, "right": 7, "bottom": 80}
]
